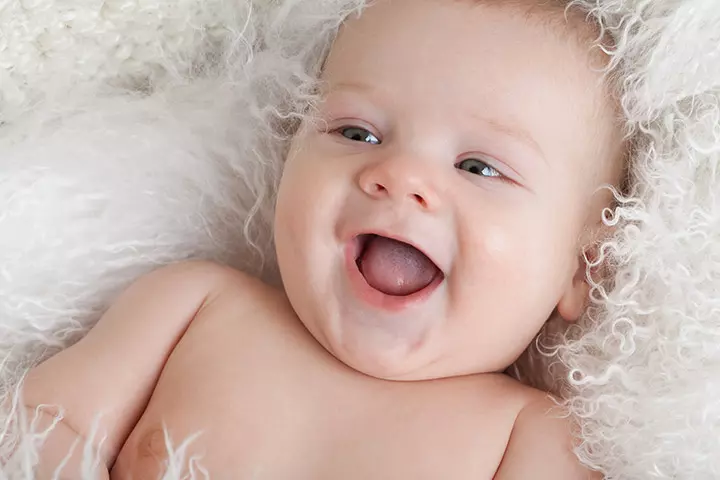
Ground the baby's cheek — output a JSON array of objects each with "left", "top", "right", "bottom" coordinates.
[
  {"left": 480, "top": 225, "right": 512, "bottom": 259},
  {"left": 466, "top": 222, "right": 521, "bottom": 270},
  {"left": 455, "top": 223, "right": 524, "bottom": 306},
  {"left": 467, "top": 218, "right": 560, "bottom": 294}
]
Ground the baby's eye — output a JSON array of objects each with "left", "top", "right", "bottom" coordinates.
[
  {"left": 456, "top": 158, "right": 502, "bottom": 178},
  {"left": 337, "top": 126, "right": 381, "bottom": 145}
]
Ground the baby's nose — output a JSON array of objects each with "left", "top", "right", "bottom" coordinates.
[{"left": 357, "top": 156, "right": 441, "bottom": 211}]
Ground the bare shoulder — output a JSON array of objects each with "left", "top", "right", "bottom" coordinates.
[
  {"left": 136, "top": 260, "right": 276, "bottom": 307},
  {"left": 140, "top": 259, "right": 260, "bottom": 291},
  {"left": 195, "top": 261, "right": 289, "bottom": 317},
  {"left": 160, "top": 260, "right": 304, "bottom": 348},
  {"left": 493, "top": 391, "right": 601, "bottom": 480},
  {"left": 144, "top": 260, "right": 297, "bottom": 341}
]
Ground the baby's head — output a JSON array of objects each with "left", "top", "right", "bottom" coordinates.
[{"left": 274, "top": 0, "right": 625, "bottom": 381}]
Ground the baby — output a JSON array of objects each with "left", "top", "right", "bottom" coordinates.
[{"left": 20, "top": 0, "right": 625, "bottom": 478}]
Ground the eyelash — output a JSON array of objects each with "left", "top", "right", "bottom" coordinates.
[
  {"left": 455, "top": 158, "right": 503, "bottom": 179},
  {"left": 333, "top": 125, "right": 381, "bottom": 145},
  {"left": 331, "top": 125, "right": 509, "bottom": 181},
  {"left": 328, "top": 124, "right": 382, "bottom": 145}
]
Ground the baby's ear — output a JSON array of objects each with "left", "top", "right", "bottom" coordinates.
[{"left": 556, "top": 249, "right": 593, "bottom": 323}]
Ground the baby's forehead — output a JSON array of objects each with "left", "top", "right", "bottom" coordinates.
[
  {"left": 327, "top": 5, "right": 608, "bottom": 104},
  {"left": 342, "top": 0, "right": 607, "bottom": 64},
  {"left": 323, "top": 0, "right": 620, "bottom": 170},
  {"left": 455, "top": 0, "right": 601, "bottom": 37}
]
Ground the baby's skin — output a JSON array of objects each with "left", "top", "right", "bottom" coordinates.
[{"left": 20, "top": 0, "right": 623, "bottom": 478}]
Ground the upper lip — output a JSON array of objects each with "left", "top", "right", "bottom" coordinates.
[{"left": 352, "top": 231, "right": 445, "bottom": 275}]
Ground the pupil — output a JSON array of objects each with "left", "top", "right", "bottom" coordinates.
[{"left": 469, "top": 164, "right": 481, "bottom": 175}]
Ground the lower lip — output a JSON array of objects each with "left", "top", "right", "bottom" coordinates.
[{"left": 343, "top": 239, "right": 443, "bottom": 312}]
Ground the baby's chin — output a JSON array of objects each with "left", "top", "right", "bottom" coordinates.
[
  {"left": 319, "top": 327, "right": 462, "bottom": 382},
  {"left": 337, "top": 351, "right": 434, "bottom": 382}
]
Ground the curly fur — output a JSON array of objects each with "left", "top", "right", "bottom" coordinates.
[
  {"left": 557, "top": 1, "right": 720, "bottom": 478},
  {"left": 1, "top": 0, "right": 719, "bottom": 478}
]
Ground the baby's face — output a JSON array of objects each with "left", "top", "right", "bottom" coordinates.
[{"left": 275, "top": 0, "right": 621, "bottom": 380}]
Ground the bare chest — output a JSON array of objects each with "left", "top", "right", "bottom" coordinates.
[{"left": 112, "top": 298, "right": 526, "bottom": 480}]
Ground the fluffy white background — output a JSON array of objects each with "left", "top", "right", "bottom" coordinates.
[{"left": 0, "top": 0, "right": 718, "bottom": 478}]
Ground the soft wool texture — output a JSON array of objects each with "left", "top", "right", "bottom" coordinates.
[{"left": 0, "top": 0, "right": 719, "bottom": 478}]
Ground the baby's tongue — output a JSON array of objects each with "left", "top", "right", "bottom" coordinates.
[{"left": 358, "top": 236, "right": 439, "bottom": 296}]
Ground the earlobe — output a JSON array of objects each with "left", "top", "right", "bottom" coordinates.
[{"left": 556, "top": 254, "right": 591, "bottom": 323}]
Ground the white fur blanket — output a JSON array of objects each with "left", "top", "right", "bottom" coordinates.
[{"left": 1, "top": 0, "right": 719, "bottom": 478}]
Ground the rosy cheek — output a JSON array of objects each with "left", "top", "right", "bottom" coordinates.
[
  {"left": 482, "top": 225, "right": 512, "bottom": 260},
  {"left": 461, "top": 222, "right": 529, "bottom": 288},
  {"left": 455, "top": 223, "right": 512, "bottom": 286}
]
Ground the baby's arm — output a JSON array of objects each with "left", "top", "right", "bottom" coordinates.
[
  {"left": 20, "top": 261, "right": 234, "bottom": 478},
  {"left": 493, "top": 398, "right": 600, "bottom": 480}
]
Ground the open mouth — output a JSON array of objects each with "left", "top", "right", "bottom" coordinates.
[{"left": 354, "top": 234, "right": 443, "bottom": 297}]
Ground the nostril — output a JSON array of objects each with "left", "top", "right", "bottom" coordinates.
[
  {"left": 412, "top": 193, "right": 427, "bottom": 208},
  {"left": 373, "top": 183, "right": 388, "bottom": 194}
]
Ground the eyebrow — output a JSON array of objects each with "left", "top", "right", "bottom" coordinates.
[
  {"left": 468, "top": 113, "right": 548, "bottom": 165},
  {"left": 325, "top": 81, "right": 548, "bottom": 165},
  {"left": 322, "top": 80, "right": 384, "bottom": 102},
  {"left": 324, "top": 81, "right": 371, "bottom": 95}
]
